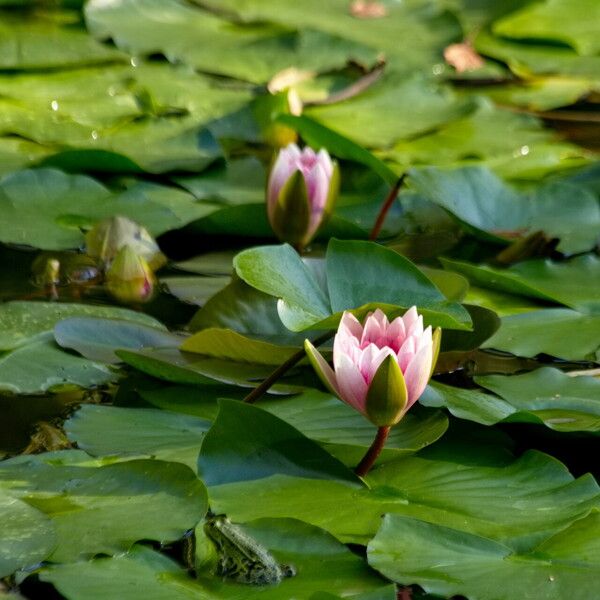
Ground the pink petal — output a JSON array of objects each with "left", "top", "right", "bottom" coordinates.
[
  {"left": 338, "top": 311, "right": 363, "bottom": 339},
  {"left": 267, "top": 145, "right": 300, "bottom": 218},
  {"left": 402, "top": 306, "right": 419, "bottom": 332},
  {"left": 415, "top": 326, "right": 432, "bottom": 352},
  {"left": 386, "top": 315, "right": 406, "bottom": 352},
  {"left": 336, "top": 352, "right": 369, "bottom": 413},
  {"left": 404, "top": 343, "right": 433, "bottom": 408},
  {"left": 361, "top": 311, "right": 387, "bottom": 348},
  {"left": 397, "top": 336, "right": 416, "bottom": 372},
  {"left": 305, "top": 163, "right": 330, "bottom": 238},
  {"left": 333, "top": 329, "right": 361, "bottom": 371},
  {"left": 316, "top": 148, "right": 334, "bottom": 179}
]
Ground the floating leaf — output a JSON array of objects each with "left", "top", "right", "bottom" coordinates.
[
  {"left": 411, "top": 166, "right": 600, "bottom": 253},
  {"left": 66, "top": 405, "right": 211, "bottom": 470},
  {"left": 368, "top": 512, "right": 600, "bottom": 600},
  {"left": 483, "top": 309, "right": 600, "bottom": 361},
  {"left": 443, "top": 255, "right": 600, "bottom": 314},
  {"left": 55, "top": 317, "right": 180, "bottom": 364},
  {"left": 0, "top": 454, "right": 207, "bottom": 562},
  {"left": 0, "top": 493, "right": 56, "bottom": 578}
]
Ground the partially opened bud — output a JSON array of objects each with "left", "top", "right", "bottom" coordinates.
[
  {"left": 85, "top": 215, "right": 166, "bottom": 271},
  {"left": 105, "top": 245, "right": 155, "bottom": 304},
  {"left": 305, "top": 307, "right": 441, "bottom": 426},
  {"left": 267, "top": 144, "right": 339, "bottom": 250}
]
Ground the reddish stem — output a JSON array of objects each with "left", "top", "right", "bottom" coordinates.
[
  {"left": 355, "top": 426, "right": 391, "bottom": 477},
  {"left": 369, "top": 174, "right": 406, "bottom": 241}
]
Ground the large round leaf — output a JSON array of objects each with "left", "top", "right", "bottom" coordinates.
[
  {"left": 0, "top": 454, "right": 208, "bottom": 562},
  {"left": 368, "top": 511, "right": 600, "bottom": 600}
]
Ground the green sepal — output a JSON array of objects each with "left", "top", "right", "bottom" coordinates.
[
  {"left": 365, "top": 355, "right": 408, "bottom": 427},
  {"left": 271, "top": 169, "right": 311, "bottom": 247},
  {"left": 304, "top": 339, "right": 339, "bottom": 396},
  {"left": 321, "top": 161, "right": 340, "bottom": 225},
  {"left": 430, "top": 327, "right": 442, "bottom": 378}
]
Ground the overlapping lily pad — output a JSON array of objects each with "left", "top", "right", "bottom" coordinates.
[
  {"left": 368, "top": 511, "right": 600, "bottom": 600},
  {"left": 234, "top": 240, "right": 471, "bottom": 331},
  {"left": 421, "top": 368, "right": 600, "bottom": 433},
  {"left": 411, "top": 167, "right": 600, "bottom": 253},
  {"left": 0, "top": 453, "right": 207, "bottom": 561},
  {"left": 199, "top": 399, "right": 600, "bottom": 546}
]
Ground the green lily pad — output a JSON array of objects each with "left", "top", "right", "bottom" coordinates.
[
  {"left": 85, "top": 0, "right": 378, "bottom": 84},
  {"left": 475, "top": 28, "right": 600, "bottom": 79},
  {"left": 0, "top": 301, "right": 161, "bottom": 352},
  {"left": 422, "top": 368, "right": 600, "bottom": 432},
  {"left": 54, "top": 317, "right": 181, "bottom": 364},
  {"left": 181, "top": 328, "right": 299, "bottom": 365},
  {"left": 234, "top": 240, "right": 471, "bottom": 332},
  {"left": 0, "top": 169, "right": 215, "bottom": 250},
  {"left": 410, "top": 166, "right": 600, "bottom": 253},
  {"left": 367, "top": 511, "right": 600, "bottom": 600},
  {"left": 306, "top": 74, "right": 473, "bottom": 148},
  {"left": 199, "top": 400, "right": 599, "bottom": 546},
  {"left": 387, "top": 103, "right": 588, "bottom": 179},
  {"left": 161, "top": 276, "right": 231, "bottom": 306},
  {"left": 117, "top": 347, "right": 298, "bottom": 393},
  {"left": 198, "top": 399, "right": 362, "bottom": 487},
  {"left": 0, "top": 339, "right": 115, "bottom": 394},
  {"left": 0, "top": 454, "right": 207, "bottom": 562},
  {"left": 0, "top": 493, "right": 56, "bottom": 578},
  {"left": 198, "top": 0, "right": 462, "bottom": 75},
  {"left": 483, "top": 309, "right": 600, "bottom": 361},
  {"left": 493, "top": 0, "right": 600, "bottom": 56},
  {"left": 0, "top": 9, "right": 125, "bottom": 70},
  {"left": 65, "top": 404, "right": 211, "bottom": 470},
  {"left": 260, "top": 389, "right": 449, "bottom": 466},
  {"left": 41, "top": 522, "right": 396, "bottom": 600},
  {"left": 443, "top": 255, "right": 600, "bottom": 314},
  {"left": 477, "top": 368, "right": 600, "bottom": 432}
]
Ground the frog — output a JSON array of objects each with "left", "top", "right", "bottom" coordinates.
[{"left": 203, "top": 515, "right": 296, "bottom": 585}]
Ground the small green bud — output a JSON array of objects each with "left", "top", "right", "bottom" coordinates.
[{"left": 105, "top": 245, "right": 155, "bottom": 304}]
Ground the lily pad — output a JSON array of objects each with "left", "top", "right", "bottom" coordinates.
[
  {"left": 422, "top": 368, "right": 600, "bottom": 433},
  {"left": 368, "top": 511, "right": 600, "bottom": 600},
  {"left": 0, "top": 301, "right": 161, "bottom": 351},
  {"left": 199, "top": 400, "right": 599, "bottom": 546},
  {"left": 198, "top": 399, "right": 362, "bottom": 487},
  {"left": 181, "top": 328, "right": 299, "bottom": 365},
  {"left": 54, "top": 317, "right": 181, "bottom": 364},
  {"left": 493, "top": 0, "right": 600, "bottom": 56},
  {"left": 65, "top": 404, "right": 211, "bottom": 469},
  {"left": 410, "top": 166, "right": 600, "bottom": 253},
  {"left": 483, "top": 309, "right": 600, "bottom": 361},
  {"left": 41, "top": 522, "right": 396, "bottom": 600},
  {"left": 0, "top": 169, "right": 214, "bottom": 250},
  {"left": 234, "top": 240, "right": 471, "bottom": 332},
  {"left": 0, "top": 493, "right": 56, "bottom": 578},
  {"left": 443, "top": 255, "right": 600, "bottom": 314},
  {"left": 0, "top": 454, "right": 207, "bottom": 562}
]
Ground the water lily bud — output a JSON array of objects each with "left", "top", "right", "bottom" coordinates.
[
  {"left": 305, "top": 307, "right": 441, "bottom": 427},
  {"left": 85, "top": 215, "right": 166, "bottom": 271},
  {"left": 105, "top": 245, "right": 155, "bottom": 304},
  {"left": 267, "top": 144, "right": 339, "bottom": 250}
]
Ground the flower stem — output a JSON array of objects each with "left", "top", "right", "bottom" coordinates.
[
  {"left": 355, "top": 426, "right": 391, "bottom": 477},
  {"left": 369, "top": 174, "right": 407, "bottom": 241},
  {"left": 243, "top": 330, "right": 334, "bottom": 404}
]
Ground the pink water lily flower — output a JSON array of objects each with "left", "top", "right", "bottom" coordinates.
[
  {"left": 267, "top": 144, "right": 339, "bottom": 249},
  {"left": 305, "top": 307, "right": 441, "bottom": 427}
]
